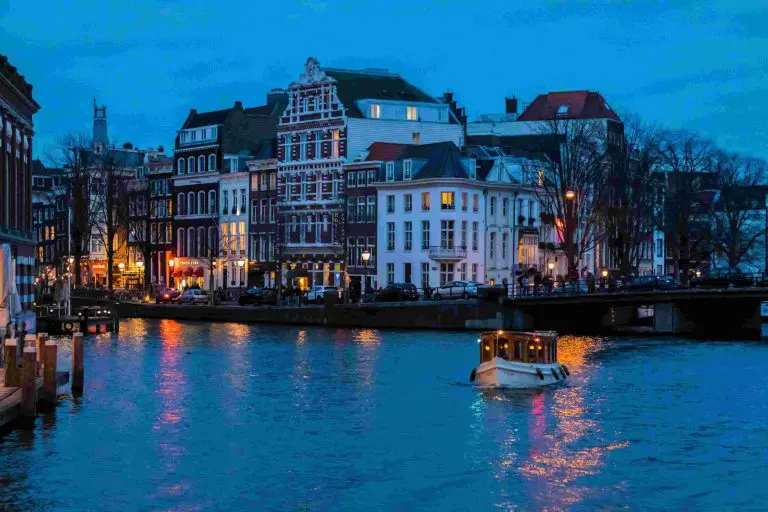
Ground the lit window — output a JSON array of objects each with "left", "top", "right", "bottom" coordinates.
[
  {"left": 407, "top": 106, "right": 418, "bottom": 121},
  {"left": 370, "top": 104, "right": 381, "bottom": 119},
  {"left": 441, "top": 192, "right": 455, "bottom": 210},
  {"left": 421, "top": 192, "right": 430, "bottom": 211}
]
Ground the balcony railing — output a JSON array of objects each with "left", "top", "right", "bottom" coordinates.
[{"left": 428, "top": 245, "right": 467, "bottom": 260}]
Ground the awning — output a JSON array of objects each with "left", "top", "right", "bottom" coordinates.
[
  {"left": 193, "top": 267, "right": 205, "bottom": 277},
  {"left": 183, "top": 267, "right": 194, "bottom": 277}
]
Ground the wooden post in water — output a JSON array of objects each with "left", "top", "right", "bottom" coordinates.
[
  {"left": 36, "top": 333, "right": 48, "bottom": 375},
  {"left": 72, "top": 332, "right": 84, "bottom": 393},
  {"left": 3, "top": 339, "right": 20, "bottom": 387},
  {"left": 20, "top": 346, "right": 37, "bottom": 417},
  {"left": 42, "top": 340, "right": 58, "bottom": 404}
]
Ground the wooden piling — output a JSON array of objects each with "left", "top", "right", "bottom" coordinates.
[
  {"left": 20, "top": 346, "right": 36, "bottom": 417},
  {"left": 3, "top": 339, "right": 20, "bottom": 387},
  {"left": 42, "top": 340, "right": 58, "bottom": 404},
  {"left": 36, "top": 333, "right": 48, "bottom": 374},
  {"left": 72, "top": 332, "right": 84, "bottom": 393}
]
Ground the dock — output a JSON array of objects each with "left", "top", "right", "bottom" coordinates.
[{"left": 0, "top": 368, "right": 69, "bottom": 428}]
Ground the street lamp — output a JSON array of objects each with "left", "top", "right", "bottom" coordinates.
[
  {"left": 168, "top": 258, "right": 175, "bottom": 289},
  {"left": 117, "top": 262, "right": 126, "bottom": 290},
  {"left": 362, "top": 249, "right": 371, "bottom": 302},
  {"left": 136, "top": 260, "right": 144, "bottom": 292},
  {"left": 565, "top": 190, "right": 576, "bottom": 201},
  {"left": 547, "top": 262, "right": 555, "bottom": 275}
]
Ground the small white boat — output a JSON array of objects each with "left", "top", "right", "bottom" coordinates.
[{"left": 470, "top": 330, "right": 569, "bottom": 388}]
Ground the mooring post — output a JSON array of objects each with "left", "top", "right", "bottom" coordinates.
[
  {"left": 42, "top": 340, "right": 58, "bottom": 404},
  {"left": 3, "top": 338, "right": 20, "bottom": 387},
  {"left": 20, "top": 346, "right": 37, "bottom": 417},
  {"left": 36, "top": 333, "right": 48, "bottom": 375},
  {"left": 72, "top": 332, "right": 84, "bottom": 393}
]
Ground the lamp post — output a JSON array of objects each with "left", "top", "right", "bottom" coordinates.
[
  {"left": 168, "top": 258, "right": 175, "bottom": 289},
  {"left": 547, "top": 261, "right": 554, "bottom": 276},
  {"left": 238, "top": 259, "right": 245, "bottom": 295},
  {"left": 118, "top": 262, "right": 125, "bottom": 289},
  {"left": 361, "top": 249, "right": 371, "bottom": 302},
  {"left": 67, "top": 256, "right": 74, "bottom": 316}
]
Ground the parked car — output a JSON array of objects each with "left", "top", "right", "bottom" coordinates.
[
  {"left": 306, "top": 285, "right": 340, "bottom": 303},
  {"left": 155, "top": 289, "right": 180, "bottom": 304},
  {"left": 238, "top": 287, "right": 278, "bottom": 306},
  {"left": 622, "top": 275, "right": 677, "bottom": 292},
  {"left": 375, "top": 283, "right": 419, "bottom": 302},
  {"left": 692, "top": 268, "right": 754, "bottom": 288},
  {"left": 434, "top": 280, "right": 480, "bottom": 300},
  {"left": 177, "top": 288, "right": 209, "bottom": 304}
]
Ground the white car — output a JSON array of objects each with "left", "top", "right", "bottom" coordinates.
[
  {"left": 306, "top": 285, "right": 340, "bottom": 303},
  {"left": 177, "top": 288, "right": 209, "bottom": 304},
  {"left": 434, "top": 280, "right": 480, "bottom": 300}
]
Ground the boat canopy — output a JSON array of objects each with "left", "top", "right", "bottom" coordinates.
[{"left": 479, "top": 331, "right": 558, "bottom": 365}]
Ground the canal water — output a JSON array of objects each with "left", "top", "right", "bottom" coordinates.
[{"left": 2, "top": 319, "right": 768, "bottom": 511}]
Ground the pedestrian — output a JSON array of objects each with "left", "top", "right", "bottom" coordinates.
[
  {"left": 587, "top": 272, "right": 596, "bottom": 294},
  {"left": 521, "top": 274, "right": 529, "bottom": 296},
  {"left": 533, "top": 273, "right": 542, "bottom": 296}
]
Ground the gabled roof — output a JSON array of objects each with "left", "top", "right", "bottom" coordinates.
[
  {"left": 324, "top": 68, "right": 438, "bottom": 118},
  {"left": 185, "top": 108, "right": 231, "bottom": 128},
  {"left": 517, "top": 91, "right": 620, "bottom": 122},
  {"left": 366, "top": 141, "right": 472, "bottom": 180}
]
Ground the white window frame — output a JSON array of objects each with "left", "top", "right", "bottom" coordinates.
[
  {"left": 403, "top": 159, "right": 412, "bottom": 180},
  {"left": 386, "top": 162, "right": 395, "bottom": 182},
  {"left": 407, "top": 106, "right": 418, "bottom": 121}
]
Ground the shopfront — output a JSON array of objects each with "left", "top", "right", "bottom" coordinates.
[{"left": 172, "top": 257, "right": 209, "bottom": 290}]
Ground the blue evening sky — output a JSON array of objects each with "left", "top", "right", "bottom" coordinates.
[{"left": 1, "top": 0, "right": 766, "bottom": 160}]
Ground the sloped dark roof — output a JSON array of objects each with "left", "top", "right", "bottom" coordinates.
[
  {"left": 324, "top": 69, "right": 438, "bottom": 118},
  {"left": 517, "top": 91, "right": 621, "bottom": 122},
  {"left": 185, "top": 108, "right": 231, "bottom": 128},
  {"left": 366, "top": 141, "right": 471, "bottom": 180}
]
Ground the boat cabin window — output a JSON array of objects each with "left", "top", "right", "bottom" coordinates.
[{"left": 480, "top": 332, "right": 558, "bottom": 364}]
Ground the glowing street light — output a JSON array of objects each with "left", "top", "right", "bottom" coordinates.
[
  {"left": 118, "top": 262, "right": 125, "bottom": 270},
  {"left": 565, "top": 190, "right": 576, "bottom": 201},
  {"left": 361, "top": 249, "right": 372, "bottom": 302}
]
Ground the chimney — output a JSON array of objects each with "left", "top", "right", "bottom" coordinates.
[
  {"left": 234, "top": 101, "right": 243, "bottom": 110},
  {"left": 190, "top": 108, "right": 197, "bottom": 116},
  {"left": 505, "top": 97, "right": 518, "bottom": 115},
  {"left": 442, "top": 91, "right": 454, "bottom": 104}
]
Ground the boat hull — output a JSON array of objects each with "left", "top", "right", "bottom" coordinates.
[{"left": 475, "top": 358, "right": 567, "bottom": 388}]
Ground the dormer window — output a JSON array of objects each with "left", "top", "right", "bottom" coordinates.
[
  {"left": 370, "top": 104, "right": 381, "bottom": 119},
  {"left": 407, "top": 106, "right": 418, "bottom": 121},
  {"left": 556, "top": 105, "right": 569, "bottom": 117},
  {"left": 468, "top": 159, "right": 477, "bottom": 179},
  {"left": 386, "top": 162, "right": 395, "bottom": 182},
  {"left": 403, "top": 160, "right": 412, "bottom": 180}
]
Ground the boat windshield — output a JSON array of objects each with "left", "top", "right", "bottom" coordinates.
[{"left": 479, "top": 331, "right": 557, "bottom": 364}]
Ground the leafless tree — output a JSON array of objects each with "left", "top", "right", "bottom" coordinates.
[
  {"left": 93, "top": 151, "right": 131, "bottom": 290},
  {"left": 44, "top": 133, "right": 99, "bottom": 287},
  {"left": 532, "top": 118, "right": 609, "bottom": 277},
  {"left": 709, "top": 152, "right": 767, "bottom": 270},
  {"left": 124, "top": 173, "right": 153, "bottom": 291},
  {"left": 599, "top": 113, "right": 664, "bottom": 275},
  {"left": 658, "top": 129, "right": 714, "bottom": 280}
]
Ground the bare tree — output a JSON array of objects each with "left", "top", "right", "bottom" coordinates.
[
  {"left": 44, "top": 133, "right": 99, "bottom": 287},
  {"left": 125, "top": 172, "right": 153, "bottom": 291},
  {"left": 531, "top": 118, "right": 609, "bottom": 277},
  {"left": 709, "top": 153, "right": 767, "bottom": 270},
  {"left": 599, "top": 113, "right": 664, "bottom": 275},
  {"left": 658, "top": 130, "right": 713, "bottom": 279},
  {"left": 93, "top": 151, "right": 131, "bottom": 290}
]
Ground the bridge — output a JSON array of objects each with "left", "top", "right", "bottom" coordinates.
[{"left": 498, "top": 288, "right": 768, "bottom": 337}]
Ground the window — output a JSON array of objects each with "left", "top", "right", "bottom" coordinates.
[
  {"left": 187, "top": 156, "right": 195, "bottom": 174},
  {"left": 556, "top": 104, "right": 569, "bottom": 116},
  {"left": 403, "top": 160, "right": 412, "bottom": 180},
  {"left": 198, "top": 155, "right": 205, "bottom": 173},
  {"left": 177, "top": 193, "right": 185, "bottom": 215},
  {"left": 471, "top": 263, "right": 478, "bottom": 282},
  {"left": 461, "top": 192, "right": 468, "bottom": 212},
  {"left": 472, "top": 221, "right": 479, "bottom": 251},
  {"left": 387, "top": 222, "right": 395, "bottom": 251},
  {"left": 421, "top": 192, "right": 430, "bottom": 211},
  {"left": 187, "top": 192, "right": 195, "bottom": 215},
  {"left": 251, "top": 199, "right": 258, "bottom": 223},
  {"left": 222, "top": 190, "right": 229, "bottom": 214},
  {"left": 284, "top": 135, "right": 292, "bottom": 162},
  {"left": 440, "top": 263, "right": 454, "bottom": 285},
  {"left": 467, "top": 159, "right": 476, "bottom": 179},
  {"left": 441, "top": 191, "right": 455, "bottom": 210},
  {"left": 412, "top": 132, "right": 420, "bottom": 144},
  {"left": 177, "top": 228, "right": 185, "bottom": 257},
  {"left": 386, "top": 195, "right": 395, "bottom": 214},
  {"left": 440, "top": 220, "right": 455, "bottom": 249},
  {"left": 260, "top": 174, "right": 268, "bottom": 191},
  {"left": 348, "top": 172, "right": 356, "bottom": 188},
  {"left": 407, "top": 106, "right": 418, "bottom": 121},
  {"left": 269, "top": 199, "right": 276, "bottom": 222},
  {"left": 460, "top": 262, "right": 467, "bottom": 281},
  {"left": 404, "top": 221, "right": 412, "bottom": 251},
  {"left": 230, "top": 158, "right": 238, "bottom": 173},
  {"left": 299, "top": 133, "right": 307, "bottom": 160},
  {"left": 387, "top": 263, "right": 395, "bottom": 285},
  {"left": 657, "top": 239, "right": 663, "bottom": 258},
  {"left": 461, "top": 221, "right": 467, "bottom": 249},
  {"left": 404, "top": 194, "right": 412, "bottom": 212},
  {"left": 208, "top": 190, "right": 216, "bottom": 214},
  {"left": 421, "top": 220, "right": 430, "bottom": 250},
  {"left": 370, "top": 104, "right": 381, "bottom": 119},
  {"left": 386, "top": 162, "right": 394, "bottom": 182},
  {"left": 502, "top": 198, "right": 508, "bottom": 218},
  {"left": 473, "top": 194, "right": 479, "bottom": 212},
  {"left": 502, "top": 232, "right": 508, "bottom": 259},
  {"left": 490, "top": 197, "right": 497, "bottom": 216},
  {"left": 313, "top": 131, "right": 322, "bottom": 159},
  {"left": 367, "top": 169, "right": 375, "bottom": 184},
  {"left": 357, "top": 170, "right": 366, "bottom": 187},
  {"left": 241, "top": 189, "right": 247, "bottom": 215},
  {"left": 366, "top": 196, "right": 375, "bottom": 221},
  {"left": 233, "top": 189, "right": 238, "bottom": 214},
  {"left": 357, "top": 197, "right": 366, "bottom": 222},
  {"left": 198, "top": 191, "right": 205, "bottom": 214},
  {"left": 260, "top": 199, "right": 268, "bottom": 224},
  {"left": 177, "top": 158, "right": 185, "bottom": 175},
  {"left": 331, "top": 129, "right": 340, "bottom": 159},
  {"left": 209, "top": 154, "right": 216, "bottom": 172},
  {"left": 421, "top": 262, "right": 430, "bottom": 289},
  {"left": 404, "top": 262, "right": 412, "bottom": 284}
]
